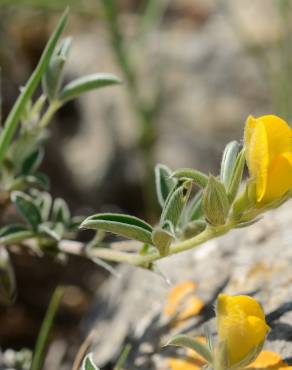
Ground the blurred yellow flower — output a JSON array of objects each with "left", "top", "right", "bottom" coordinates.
[
  {"left": 167, "top": 349, "right": 292, "bottom": 370},
  {"left": 164, "top": 281, "right": 204, "bottom": 323},
  {"left": 245, "top": 115, "right": 292, "bottom": 206},
  {"left": 216, "top": 294, "right": 269, "bottom": 367}
]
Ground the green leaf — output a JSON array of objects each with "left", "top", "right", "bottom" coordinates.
[
  {"left": 0, "top": 8, "right": 69, "bottom": 165},
  {"left": 0, "top": 247, "right": 17, "bottom": 305},
  {"left": 32, "top": 190, "right": 52, "bottom": 222},
  {"left": 81, "top": 213, "right": 153, "bottom": 244},
  {"left": 58, "top": 73, "right": 122, "bottom": 103},
  {"left": 160, "top": 181, "right": 192, "bottom": 228},
  {"left": 203, "top": 176, "right": 230, "bottom": 226},
  {"left": 152, "top": 221, "right": 175, "bottom": 256},
  {"left": 0, "top": 224, "right": 29, "bottom": 237},
  {"left": 172, "top": 168, "right": 208, "bottom": 188},
  {"left": 183, "top": 190, "right": 203, "bottom": 223},
  {"left": 182, "top": 220, "right": 206, "bottom": 239},
  {"left": 52, "top": 198, "right": 70, "bottom": 224},
  {"left": 166, "top": 335, "right": 213, "bottom": 363},
  {"left": 82, "top": 353, "right": 100, "bottom": 370},
  {"left": 11, "top": 191, "right": 42, "bottom": 231},
  {"left": 39, "top": 223, "right": 61, "bottom": 241},
  {"left": 155, "top": 164, "right": 177, "bottom": 208},
  {"left": 30, "top": 287, "right": 64, "bottom": 370},
  {"left": 227, "top": 149, "right": 246, "bottom": 202},
  {"left": 220, "top": 141, "right": 241, "bottom": 189},
  {"left": 21, "top": 148, "right": 44, "bottom": 175},
  {"left": 42, "top": 37, "right": 72, "bottom": 100}
]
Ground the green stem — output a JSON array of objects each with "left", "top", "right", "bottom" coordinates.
[
  {"left": 89, "top": 223, "right": 234, "bottom": 266},
  {"left": 30, "top": 286, "right": 64, "bottom": 370},
  {"left": 38, "top": 100, "right": 61, "bottom": 129}
]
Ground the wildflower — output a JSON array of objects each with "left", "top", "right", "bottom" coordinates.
[
  {"left": 245, "top": 115, "right": 292, "bottom": 206},
  {"left": 216, "top": 294, "right": 269, "bottom": 368}
]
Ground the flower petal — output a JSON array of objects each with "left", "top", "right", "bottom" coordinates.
[
  {"left": 245, "top": 116, "right": 269, "bottom": 202},
  {"left": 258, "top": 115, "right": 292, "bottom": 162},
  {"left": 261, "top": 152, "right": 292, "bottom": 204}
]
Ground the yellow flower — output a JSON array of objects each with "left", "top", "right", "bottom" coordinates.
[
  {"left": 216, "top": 294, "right": 270, "bottom": 368},
  {"left": 244, "top": 115, "right": 292, "bottom": 206}
]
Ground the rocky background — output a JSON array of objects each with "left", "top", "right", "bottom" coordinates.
[{"left": 1, "top": 0, "right": 292, "bottom": 369}]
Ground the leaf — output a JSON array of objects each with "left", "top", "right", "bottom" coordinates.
[
  {"left": 166, "top": 335, "right": 213, "bottom": 363},
  {"left": 81, "top": 213, "right": 153, "bottom": 244},
  {"left": 160, "top": 181, "right": 192, "bottom": 228},
  {"left": 42, "top": 37, "right": 72, "bottom": 100},
  {"left": 220, "top": 141, "right": 241, "bottom": 189},
  {"left": 227, "top": 149, "right": 246, "bottom": 202},
  {"left": 0, "top": 224, "right": 29, "bottom": 237},
  {"left": 183, "top": 190, "right": 203, "bottom": 223},
  {"left": 58, "top": 73, "right": 122, "bottom": 103},
  {"left": 32, "top": 190, "right": 52, "bottom": 222},
  {"left": 52, "top": 198, "right": 70, "bottom": 225},
  {"left": 182, "top": 220, "right": 206, "bottom": 239},
  {"left": 21, "top": 148, "right": 44, "bottom": 175},
  {"left": 0, "top": 247, "right": 17, "bottom": 305},
  {"left": 11, "top": 191, "right": 42, "bottom": 231},
  {"left": 155, "top": 164, "right": 177, "bottom": 208},
  {"left": 172, "top": 168, "right": 208, "bottom": 188},
  {"left": 82, "top": 353, "right": 100, "bottom": 370},
  {"left": 39, "top": 223, "right": 61, "bottom": 241},
  {"left": 152, "top": 221, "right": 175, "bottom": 256},
  {"left": 0, "top": 8, "right": 69, "bottom": 164}
]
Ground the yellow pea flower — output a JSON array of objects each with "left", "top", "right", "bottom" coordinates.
[
  {"left": 244, "top": 115, "right": 292, "bottom": 206},
  {"left": 216, "top": 294, "right": 270, "bottom": 368}
]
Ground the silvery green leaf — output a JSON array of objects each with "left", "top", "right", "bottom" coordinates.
[
  {"left": 21, "top": 148, "right": 44, "bottom": 175},
  {"left": 32, "top": 190, "right": 52, "bottom": 222},
  {"left": 155, "top": 164, "right": 177, "bottom": 208},
  {"left": 58, "top": 73, "right": 122, "bottom": 103},
  {"left": 166, "top": 335, "right": 213, "bottom": 363},
  {"left": 203, "top": 176, "right": 230, "bottom": 226},
  {"left": 204, "top": 324, "right": 214, "bottom": 352},
  {"left": 160, "top": 181, "right": 192, "bottom": 228},
  {"left": 235, "top": 217, "right": 261, "bottom": 228},
  {"left": 0, "top": 224, "right": 29, "bottom": 237},
  {"left": 183, "top": 190, "right": 203, "bottom": 223},
  {"left": 227, "top": 149, "right": 246, "bottom": 202},
  {"left": 52, "top": 198, "right": 70, "bottom": 225},
  {"left": 82, "top": 353, "right": 100, "bottom": 370},
  {"left": 39, "top": 223, "right": 61, "bottom": 241},
  {"left": 42, "top": 37, "right": 72, "bottom": 100},
  {"left": 11, "top": 191, "right": 42, "bottom": 231},
  {"left": 152, "top": 221, "right": 175, "bottom": 256},
  {"left": 0, "top": 247, "right": 17, "bottom": 305},
  {"left": 171, "top": 168, "right": 208, "bottom": 188},
  {"left": 183, "top": 220, "right": 206, "bottom": 239},
  {"left": 220, "top": 141, "right": 241, "bottom": 190},
  {"left": 81, "top": 213, "right": 153, "bottom": 244},
  {"left": 0, "top": 8, "right": 68, "bottom": 165}
]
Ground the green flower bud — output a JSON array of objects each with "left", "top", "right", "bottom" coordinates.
[{"left": 203, "top": 176, "right": 230, "bottom": 226}]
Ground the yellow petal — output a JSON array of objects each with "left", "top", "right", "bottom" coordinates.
[
  {"left": 217, "top": 294, "right": 269, "bottom": 366},
  {"left": 246, "top": 350, "right": 292, "bottom": 369},
  {"left": 260, "top": 152, "right": 292, "bottom": 205},
  {"left": 245, "top": 116, "right": 269, "bottom": 202},
  {"left": 257, "top": 115, "right": 292, "bottom": 162},
  {"left": 217, "top": 294, "right": 265, "bottom": 321}
]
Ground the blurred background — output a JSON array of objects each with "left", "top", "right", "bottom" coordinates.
[{"left": 1, "top": 0, "right": 292, "bottom": 368}]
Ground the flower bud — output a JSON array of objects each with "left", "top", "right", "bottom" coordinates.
[{"left": 203, "top": 176, "right": 230, "bottom": 226}]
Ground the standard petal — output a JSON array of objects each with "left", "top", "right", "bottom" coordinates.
[
  {"left": 261, "top": 152, "right": 292, "bottom": 204},
  {"left": 258, "top": 115, "right": 292, "bottom": 162},
  {"left": 244, "top": 116, "right": 269, "bottom": 202}
]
